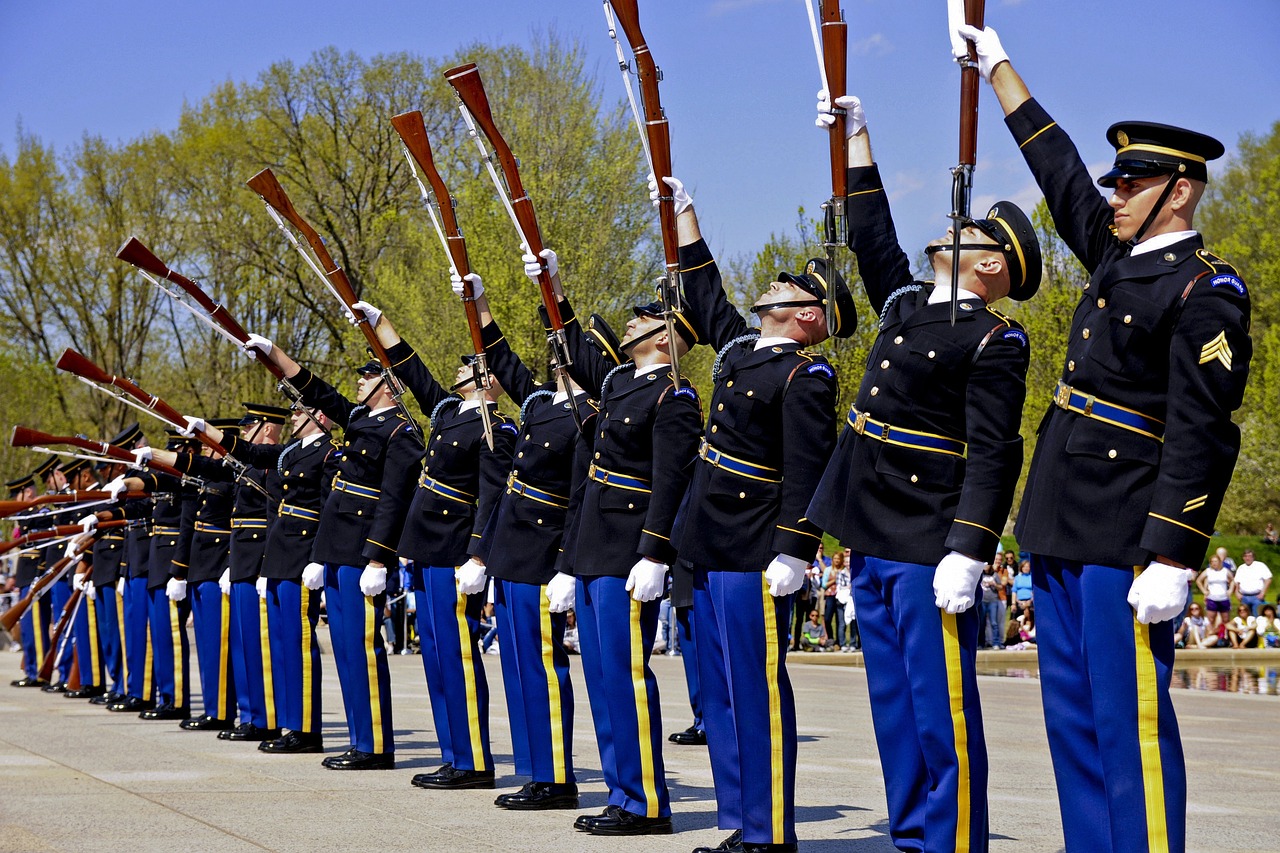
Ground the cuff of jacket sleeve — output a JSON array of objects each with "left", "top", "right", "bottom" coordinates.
[
  {"left": 945, "top": 519, "right": 1001, "bottom": 564},
  {"left": 771, "top": 524, "right": 822, "bottom": 564},
  {"left": 362, "top": 538, "right": 398, "bottom": 566},
  {"left": 678, "top": 239, "right": 715, "bottom": 273},
  {"left": 638, "top": 530, "right": 677, "bottom": 565},
  {"left": 1004, "top": 98, "right": 1056, "bottom": 148},
  {"left": 1140, "top": 513, "right": 1212, "bottom": 569},
  {"left": 385, "top": 339, "right": 416, "bottom": 368},
  {"left": 292, "top": 367, "right": 316, "bottom": 393},
  {"left": 846, "top": 163, "right": 885, "bottom": 196},
  {"left": 481, "top": 318, "right": 506, "bottom": 351}
]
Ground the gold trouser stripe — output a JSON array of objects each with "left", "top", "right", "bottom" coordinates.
[
  {"left": 759, "top": 576, "right": 785, "bottom": 844},
  {"left": 86, "top": 595, "right": 101, "bottom": 686},
  {"left": 117, "top": 589, "right": 127, "bottom": 688},
  {"left": 540, "top": 588, "right": 567, "bottom": 783},
  {"left": 143, "top": 621, "right": 153, "bottom": 700},
  {"left": 33, "top": 598, "right": 45, "bottom": 667},
  {"left": 169, "top": 601, "right": 184, "bottom": 707},
  {"left": 630, "top": 597, "right": 659, "bottom": 817},
  {"left": 455, "top": 581, "right": 486, "bottom": 770},
  {"left": 364, "top": 596, "right": 384, "bottom": 754},
  {"left": 259, "top": 595, "right": 276, "bottom": 731},
  {"left": 217, "top": 594, "right": 231, "bottom": 719},
  {"left": 941, "top": 611, "right": 971, "bottom": 853},
  {"left": 1133, "top": 575, "right": 1169, "bottom": 853},
  {"left": 300, "top": 586, "right": 315, "bottom": 733}
]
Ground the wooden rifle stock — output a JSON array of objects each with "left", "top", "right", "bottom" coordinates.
[
  {"left": 0, "top": 525, "right": 86, "bottom": 556},
  {"left": 11, "top": 425, "right": 184, "bottom": 479},
  {"left": 38, "top": 577, "right": 84, "bottom": 683},
  {"left": 820, "top": 0, "right": 849, "bottom": 220},
  {"left": 0, "top": 521, "right": 124, "bottom": 633},
  {"left": 116, "top": 237, "right": 251, "bottom": 342},
  {"left": 957, "top": 0, "right": 984, "bottom": 167},
  {"left": 0, "top": 492, "right": 147, "bottom": 520}
]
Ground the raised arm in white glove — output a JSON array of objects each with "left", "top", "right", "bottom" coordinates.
[
  {"left": 545, "top": 572, "right": 577, "bottom": 613},
  {"left": 301, "top": 562, "right": 326, "bottom": 591},
  {"left": 625, "top": 558, "right": 668, "bottom": 602},
  {"left": 814, "top": 91, "right": 867, "bottom": 137},
  {"left": 218, "top": 568, "right": 231, "bottom": 595},
  {"left": 765, "top": 554, "right": 808, "bottom": 597},
  {"left": 131, "top": 446, "right": 153, "bottom": 470},
  {"left": 956, "top": 25, "right": 1010, "bottom": 82},
  {"left": 450, "top": 272, "right": 484, "bottom": 299},
  {"left": 456, "top": 557, "right": 488, "bottom": 596},
  {"left": 104, "top": 476, "right": 128, "bottom": 501},
  {"left": 243, "top": 333, "right": 273, "bottom": 358},
  {"left": 255, "top": 576, "right": 268, "bottom": 599},
  {"left": 522, "top": 248, "right": 558, "bottom": 285},
  {"left": 1127, "top": 562, "right": 1191, "bottom": 625},
  {"left": 180, "top": 416, "right": 206, "bottom": 438},
  {"left": 78, "top": 513, "right": 98, "bottom": 533},
  {"left": 166, "top": 577, "right": 187, "bottom": 602},
  {"left": 359, "top": 564, "right": 387, "bottom": 597},
  {"left": 350, "top": 300, "right": 383, "bottom": 329},
  {"left": 933, "top": 551, "right": 986, "bottom": 613},
  {"left": 647, "top": 174, "right": 694, "bottom": 216}
]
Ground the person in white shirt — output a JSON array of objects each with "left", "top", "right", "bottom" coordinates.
[{"left": 1230, "top": 549, "right": 1272, "bottom": 615}]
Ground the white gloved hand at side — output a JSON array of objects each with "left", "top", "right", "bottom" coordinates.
[
  {"left": 455, "top": 557, "right": 488, "bottom": 596},
  {"left": 218, "top": 568, "right": 231, "bottom": 596},
  {"left": 625, "top": 558, "right": 669, "bottom": 602},
  {"left": 1128, "top": 562, "right": 1191, "bottom": 625},
  {"left": 350, "top": 300, "right": 383, "bottom": 329},
  {"left": 301, "top": 562, "right": 325, "bottom": 591},
  {"left": 933, "top": 551, "right": 986, "bottom": 613},
  {"left": 956, "top": 24, "right": 1010, "bottom": 82},
  {"left": 545, "top": 572, "right": 577, "bottom": 613},
  {"left": 255, "top": 576, "right": 268, "bottom": 599},
  {"left": 359, "top": 564, "right": 387, "bottom": 597},
  {"left": 117, "top": 577, "right": 126, "bottom": 595},
  {"left": 815, "top": 91, "right": 867, "bottom": 137},
  {"left": 765, "top": 553, "right": 808, "bottom": 597},
  {"left": 166, "top": 577, "right": 187, "bottom": 602}
]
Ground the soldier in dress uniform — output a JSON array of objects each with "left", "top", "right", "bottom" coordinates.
[
  {"left": 809, "top": 94, "right": 1038, "bottom": 853},
  {"left": 347, "top": 297, "right": 517, "bottom": 790},
  {"left": 521, "top": 248, "right": 702, "bottom": 836},
  {"left": 62, "top": 457, "right": 108, "bottom": 698},
  {"left": 242, "top": 336, "right": 424, "bottom": 770},
  {"left": 961, "top": 24, "right": 1253, "bottom": 853},
  {"left": 42, "top": 457, "right": 97, "bottom": 692},
  {"left": 8, "top": 461, "right": 53, "bottom": 687},
  {"left": 654, "top": 173, "right": 854, "bottom": 853}
]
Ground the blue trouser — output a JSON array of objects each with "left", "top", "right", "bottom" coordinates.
[
  {"left": 96, "top": 585, "right": 124, "bottom": 693},
  {"left": 266, "top": 578, "right": 322, "bottom": 734},
  {"left": 1240, "top": 593, "right": 1266, "bottom": 615},
  {"left": 410, "top": 564, "right": 491, "bottom": 772},
  {"left": 1032, "top": 556, "right": 1185, "bottom": 853},
  {"left": 148, "top": 586, "right": 190, "bottom": 708},
  {"left": 851, "top": 553, "right": 988, "bottom": 853},
  {"left": 124, "top": 577, "right": 153, "bottom": 700},
  {"left": 189, "top": 581, "right": 233, "bottom": 720},
  {"left": 229, "top": 581, "right": 275, "bottom": 729},
  {"left": 325, "top": 564, "right": 394, "bottom": 755},
  {"left": 72, "top": 589, "right": 104, "bottom": 689},
  {"left": 50, "top": 581, "right": 75, "bottom": 683},
  {"left": 980, "top": 600, "right": 1003, "bottom": 647},
  {"left": 676, "top": 604, "right": 703, "bottom": 731},
  {"left": 494, "top": 578, "right": 574, "bottom": 783},
  {"left": 18, "top": 584, "right": 51, "bottom": 680},
  {"left": 577, "top": 576, "right": 670, "bottom": 818},
  {"left": 693, "top": 569, "right": 796, "bottom": 846}
]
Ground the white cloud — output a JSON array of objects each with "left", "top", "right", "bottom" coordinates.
[
  {"left": 708, "top": 0, "right": 787, "bottom": 16},
  {"left": 886, "top": 169, "right": 927, "bottom": 204},
  {"left": 851, "top": 33, "right": 892, "bottom": 57}
]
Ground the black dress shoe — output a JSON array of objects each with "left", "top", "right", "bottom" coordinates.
[
  {"left": 218, "top": 723, "right": 280, "bottom": 742},
  {"left": 41, "top": 682, "right": 68, "bottom": 694},
  {"left": 669, "top": 724, "right": 707, "bottom": 746},
  {"left": 10, "top": 677, "right": 48, "bottom": 688},
  {"left": 65, "top": 685, "right": 107, "bottom": 699},
  {"left": 107, "top": 696, "right": 152, "bottom": 713},
  {"left": 321, "top": 749, "right": 394, "bottom": 770},
  {"left": 575, "top": 805, "right": 620, "bottom": 832},
  {"left": 259, "top": 731, "right": 324, "bottom": 753},
  {"left": 693, "top": 830, "right": 744, "bottom": 853},
  {"left": 90, "top": 692, "right": 122, "bottom": 706},
  {"left": 321, "top": 748, "right": 358, "bottom": 768},
  {"left": 588, "top": 809, "right": 673, "bottom": 836},
  {"left": 494, "top": 781, "right": 579, "bottom": 810},
  {"left": 139, "top": 703, "right": 189, "bottom": 721},
  {"left": 411, "top": 765, "right": 495, "bottom": 789},
  {"left": 180, "top": 715, "right": 233, "bottom": 732}
]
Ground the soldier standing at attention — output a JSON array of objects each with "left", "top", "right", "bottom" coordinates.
[
  {"left": 242, "top": 335, "right": 424, "bottom": 770},
  {"left": 960, "top": 23, "right": 1252, "bottom": 853},
  {"left": 809, "top": 93, "right": 1038, "bottom": 853},
  {"left": 8, "top": 458, "right": 56, "bottom": 688},
  {"left": 656, "top": 173, "right": 853, "bottom": 853}
]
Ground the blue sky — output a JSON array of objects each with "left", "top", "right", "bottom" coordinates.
[{"left": 3, "top": 0, "right": 1277, "bottom": 267}]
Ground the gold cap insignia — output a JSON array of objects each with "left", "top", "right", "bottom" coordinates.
[{"left": 1116, "top": 130, "right": 1129, "bottom": 147}]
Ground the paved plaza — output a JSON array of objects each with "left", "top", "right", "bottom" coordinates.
[{"left": 0, "top": 641, "right": 1276, "bottom": 853}]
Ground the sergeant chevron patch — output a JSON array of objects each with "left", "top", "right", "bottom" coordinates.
[
  {"left": 1199, "top": 331, "right": 1233, "bottom": 371},
  {"left": 1183, "top": 494, "right": 1208, "bottom": 513}
]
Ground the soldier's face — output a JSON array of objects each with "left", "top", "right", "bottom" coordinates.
[
  {"left": 621, "top": 314, "right": 663, "bottom": 347},
  {"left": 753, "top": 280, "right": 809, "bottom": 310},
  {"left": 1107, "top": 175, "right": 1169, "bottom": 242},
  {"left": 356, "top": 372, "right": 382, "bottom": 400},
  {"left": 454, "top": 363, "right": 477, "bottom": 391}
]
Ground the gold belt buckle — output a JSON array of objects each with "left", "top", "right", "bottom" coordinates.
[
  {"left": 1054, "top": 384, "right": 1071, "bottom": 409},
  {"left": 853, "top": 410, "right": 869, "bottom": 435}
]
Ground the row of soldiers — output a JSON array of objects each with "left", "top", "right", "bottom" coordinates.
[{"left": 6, "top": 25, "right": 1253, "bottom": 853}]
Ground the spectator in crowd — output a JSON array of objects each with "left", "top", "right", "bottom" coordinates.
[
  {"left": 562, "top": 609, "right": 580, "bottom": 655},
  {"left": 1008, "top": 606, "right": 1036, "bottom": 650},
  {"left": 1263, "top": 522, "right": 1278, "bottom": 546},
  {"left": 1215, "top": 546, "right": 1236, "bottom": 572},
  {"left": 790, "top": 560, "right": 817, "bottom": 652},
  {"left": 832, "top": 552, "right": 856, "bottom": 651},
  {"left": 1256, "top": 604, "right": 1280, "bottom": 648},
  {"left": 800, "top": 609, "right": 829, "bottom": 652},
  {"left": 480, "top": 601, "right": 499, "bottom": 655},
  {"left": 1011, "top": 560, "right": 1034, "bottom": 618},
  {"left": 822, "top": 550, "right": 845, "bottom": 649},
  {"left": 1226, "top": 603, "right": 1258, "bottom": 649},
  {"left": 1174, "top": 603, "right": 1218, "bottom": 649},
  {"left": 979, "top": 563, "right": 1004, "bottom": 649},
  {"left": 1231, "top": 549, "right": 1272, "bottom": 615},
  {"left": 1197, "top": 554, "right": 1233, "bottom": 633}
]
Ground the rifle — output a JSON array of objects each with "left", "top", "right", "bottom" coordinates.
[
  {"left": 38, "top": 581, "right": 84, "bottom": 685},
  {"left": 603, "top": 0, "right": 684, "bottom": 388},
  {"left": 0, "top": 522, "right": 123, "bottom": 633},
  {"left": 11, "top": 425, "right": 189, "bottom": 481},
  {"left": 244, "top": 169, "right": 419, "bottom": 434},
  {"left": 805, "top": 0, "right": 849, "bottom": 332},
  {"left": 0, "top": 525, "right": 97, "bottom": 557},
  {"left": 389, "top": 109, "right": 495, "bottom": 450},
  {"left": 0, "top": 492, "right": 148, "bottom": 520},
  {"left": 115, "top": 237, "right": 328, "bottom": 435},
  {"left": 442, "top": 63, "right": 584, "bottom": 431},
  {"left": 54, "top": 348, "right": 267, "bottom": 495},
  {"left": 946, "top": 0, "right": 986, "bottom": 325}
]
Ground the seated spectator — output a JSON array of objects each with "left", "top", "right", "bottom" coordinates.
[
  {"left": 1227, "top": 604, "right": 1258, "bottom": 649},
  {"left": 1231, "top": 549, "right": 1272, "bottom": 615},
  {"left": 1196, "top": 554, "right": 1233, "bottom": 633},
  {"left": 800, "top": 609, "right": 829, "bottom": 652},
  {"left": 1256, "top": 604, "right": 1280, "bottom": 648},
  {"left": 1007, "top": 607, "right": 1036, "bottom": 650},
  {"left": 563, "top": 609, "right": 580, "bottom": 655},
  {"left": 1263, "top": 522, "right": 1278, "bottom": 546},
  {"left": 1175, "top": 603, "right": 1218, "bottom": 649}
]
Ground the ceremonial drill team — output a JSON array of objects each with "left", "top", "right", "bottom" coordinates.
[{"left": 1, "top": 8, "right": 1254, "bottom": 853}]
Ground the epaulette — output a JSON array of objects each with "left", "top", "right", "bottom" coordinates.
[
  {"left": 1183, "top": 249, "right": 1247, "bottom": 305},
  {"left": 984, "top": 304, "right": 1014, "bottom": 325},
  {"left": 1195, "top": 248, "right": 1240, "bottom": 277},
  {"left": 712, "top": 331, "right": 761, "bottom": 382},
  {"left": 519, "top": 389, "right": 555, "bottom": 426},
  {"left": 429, "top": 395, "right": 464, "bottom": 425},
  {"left": 599, "top": 361, "right": 636, "bottom": 407}
]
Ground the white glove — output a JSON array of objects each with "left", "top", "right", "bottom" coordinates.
[
  {"left": 218, "top": 568, "right": 231, "bottom": 595},
  {"left": 84, "top": 579, "right": 96, "bottom": 600},
  {"left": 255, "top": 576, "right": 268, "bottom": 599},
  {"left": 765, "top": 554, "right": 808, "bottom": 597},
  {"left": 351, "top": 300, "right": 383, "bottom": 328},
  {"left": 815, "top": 90, "right": 867, "bottom": 137},
  {"left": 73, "top": 573, "right": 88, "bottom": 592},
  {"left": 625, "top": 558, "right": 669, "bottom": 602},
  {"left": 166, "top": 577, "right": 187, "bottom": 602},
  {"left": 933, "top": 551, "right": 986, "bottom": 613},
  {"left": 301, "top": 561, "right": 326, "bottom": 591},
  {"left": 78, "top": 513, "right": 98, "bottom": 533},
  {"left": 243, "top": 333, "right": 273, "bottom": 358},
  {"left": 545, "top": 572, "right": 577, "bottom": 613},
  {"left": 104, "top": 476, "right": 128, "bottom": 501},
  {"left": 130, "top": 447, "right": 153, "bottom": 470},
  {"left": 180, "top": 416, "right": 206, "bottom": 438},
  {"left": 956, "top": 24, "right": 1009, "bottom": 82},
  {"left": 1128, "top": 562, "right": 1191, "bottom": 625},
  {"left": 455, "top": 557, "right": 488, "bottom": 596},
  {"left": 521, "top": 248, "right": 558, "bottom": 284},
  {"left": 647, "top": 174, "right": 693, "bottom": 216},
  {"left": 450, "top": 271, "right": 484, "bottom": 299},
  {"left": 117, "top": 578, "right": 126, "bottom": 595},
  {"left": 64, "top": 539, "right": 82, "bottom": 562},
  {"left": 359, "top": 564, "right": 387, "bottom": 597}
]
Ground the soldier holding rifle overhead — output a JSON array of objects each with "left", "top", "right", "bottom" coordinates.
[
  {"left": 240, "top": 334, "right": 423, "bottom": 770},
  {"left": 345, "top": 296, "right": 516, "bottom": 790},
  {"left": 654, "top": 173, "right": 854, "bottom": 853},
  {"left": 959, "top": 22, "right": 1251, "bottom": 853},
  {"left": 808, "top": 89, "right": 1038, "bottom": 853}
]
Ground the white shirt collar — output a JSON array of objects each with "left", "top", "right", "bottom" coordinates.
[
  {"left": 754, "top": 336, "right": 797, "bottom": 350},
  {"left": 1130, "top": 230, "right": 1198, "bottom": 256},
  {"left": 459, "top": 400, "right": 482, "bottom": 412},
  {"left": 299, "top": 433, "right": 325, "bottom": 448},
  {"left": 635, "top": 362, "right": 670, "bottom": 378},
  {"left": 552, "top": 389, "right": 586, "bottom": 404},
  {"left": 928, "top": 285, "right": 982, "bottom": 305}
]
